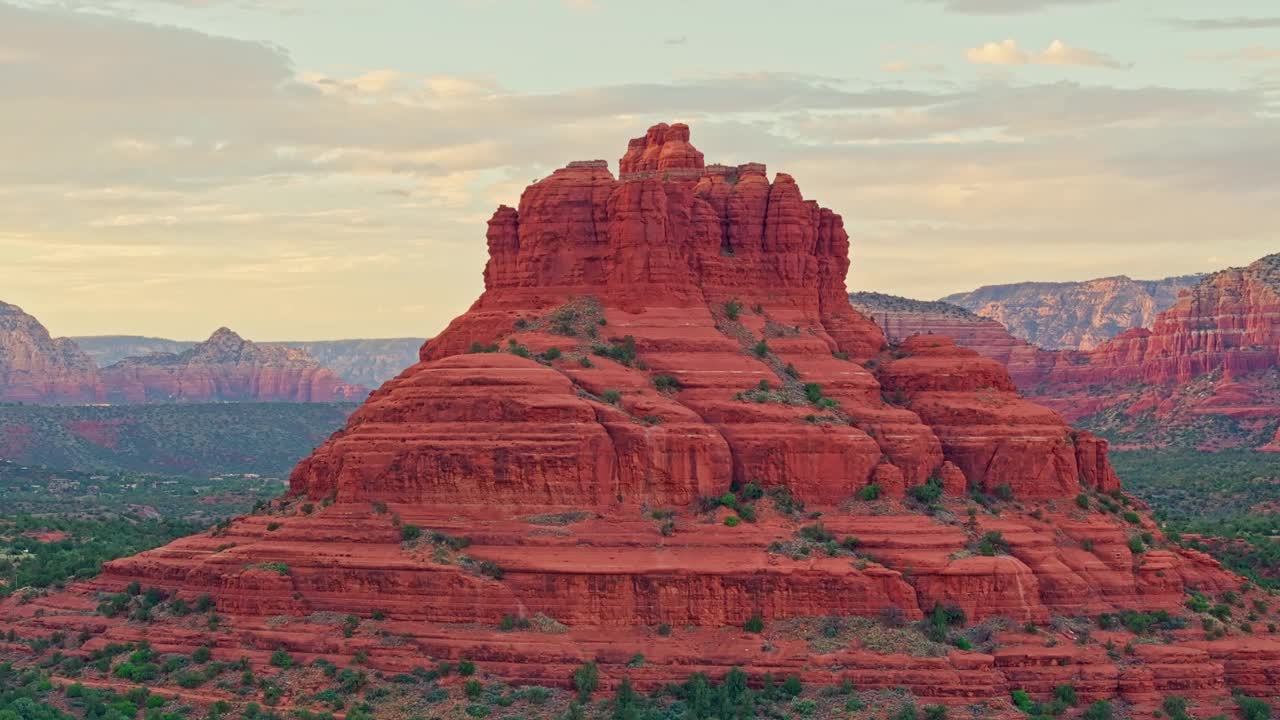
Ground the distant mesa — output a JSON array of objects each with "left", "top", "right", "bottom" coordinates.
[
  {"left": 1, "top": 306, "right": 368, "bottom": 404},
  {"left": 74, "top": 335, "right": 424, "bottom": 389},
  {"left": 942, "top": 273, "right": 1203, "bottom": 351},
  {"left": 99, "top": 327, "right": 368, "bottom": 403}
]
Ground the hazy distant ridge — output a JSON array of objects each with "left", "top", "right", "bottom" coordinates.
[{"left": 74, "top": 335, "right": 422, "bottom": 388}]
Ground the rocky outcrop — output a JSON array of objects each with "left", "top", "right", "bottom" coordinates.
[
  {"left": 851, "top": 292, "right": 1058, "bottom": 388},
  {"left": 0, "top": 301, "right": 101, "bottom": 403},
  {"left": 2, "top": 123, "right": 1272, "bottom": 715},
  {"left": 98, "top": 328, "right": 368, "bottom": 403},
  {"left": 943, "top": 274, "right": 1202, "bottom": 351}
]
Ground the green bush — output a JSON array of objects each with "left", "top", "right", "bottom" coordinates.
[
  {"left": 1235, "top": 694, "right": 1271, "bottom": 720},
  {"left": 1076, "top": 494, "right": 1090, "bottom": 510},
  {"left": 269, "top": 649, "right": 293, "bottom": 668},
  {"left": 752, "top": 340, "right": 769, "bottom": 358},
  {"left": 572, "top": 661, "right": 599, "bottom": 701},
  {"left": 858, "top": 484, "right": 882, "bottom": 501},
  {"left": 400, "top": 524, "right": 422, "bottom": 543},
  {"left": 979, "top": 531, "right": 1010, "bottom": 556},
  {"left": 723, "top": 300, "right": 743, "bottom": 320},
  {"left": 653, "top": 374, "right": 681, "bottom": 392},
  {"left": 724, "top": 516, "right": 741, "bottom": 527},
  {"left": 1053, "top": 684, "right": 1078, "bottom": 707},
  {"left": 601, "top": 389, "right": 622, "bottom": 405},
  {"left": 1082, "top": 700, "right": 1114, "bottom": 720},
  {"left": 744, "top": 614, "right": 765, "bottom": 633},
  {"left": 799, "top": 523, "right": 835, "bottom": 544},
  {"left": 782, "top": 675, "right": 803, "bottom": 697},
  {"left": 909, "top": 477, "right": 944, "bottom": 504}
]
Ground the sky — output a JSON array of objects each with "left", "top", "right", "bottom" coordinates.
[{"left": 1, "top": 0, "right": 1278, "bottom": 340}]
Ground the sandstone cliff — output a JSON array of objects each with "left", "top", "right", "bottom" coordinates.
[
  {"left": 2, "top": 124, "right": 1273, "bottom": 716},
  {"left": 943, "top": 274, "right": 1202, "bottom": 351},
  {"left": 98, "top": 328, "right": 368, "bottom": 403},
  {"left": 0, "top": 301, "right": 101, "bottom": 403}
]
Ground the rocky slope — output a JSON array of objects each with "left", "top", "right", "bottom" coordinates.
[
  {"left": 0, "top": 301, "right": 101, "bottom": 403},
  {"left": 75, "top": 336, "right": 422, "bottom": 389},
  {"left": 943, "top": 275, "right": 1202, "bottom": 351},
  {"left": 2, "top": 123, "right": 1274, "bottom": 716},
  {"left": 97, "top": 328, "right": 368, "bottom": 403}
]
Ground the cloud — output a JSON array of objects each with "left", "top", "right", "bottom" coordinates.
[
  {"left": 918, "top": 0, "right": 1115, "bottom": 14},
  {"left": 1166, "top": 16, "right": 1280, "bottom": 31},
  {"left": 965, "top": 39, "right": 1129, "bottom": 68},
  {"left": 664, "top": 35, "right": 687, "bottom": 46}
]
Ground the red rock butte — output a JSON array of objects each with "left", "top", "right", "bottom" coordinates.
[{"left": 3, "top": 123, "right": 1276, "bottom": 713}]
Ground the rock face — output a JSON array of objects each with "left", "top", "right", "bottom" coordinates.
[
  {"left": 98, "top": 328, "right": 368, "bottom": 403},
  {"left": 0, "top": 301, "right": 101, "bottom": 403},
  {"left": 3, "top": 124, "right": 1273, "bottom": 714},
  {"left": 943, "top": 274, "right": 1203, "bottom": 351}
]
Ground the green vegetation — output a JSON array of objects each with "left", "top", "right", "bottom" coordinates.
[
  {"left": 652, "top": 374, "right": 682, "bottom": 393},
  {"left": 0, "top": 403, "right": 354, "bottom": 478},
  {"left": 1113, "top": 449, "right": 1280, "bottom": 588},
  {"left": 592, "top": 336, "right": 639, "bottom": 367},
  {"left": 1, "top": 514, "right": 201, "bottom": 597}
]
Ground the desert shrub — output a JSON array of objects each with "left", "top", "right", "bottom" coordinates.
[
  {"left": 910, "top": 477, "right": 944, "bottom": 504},
  {"left": 572, "top": 661, "right": 599, "bottom": 700},
  {"left": 1082, "top": 700, "right": 1114, "bottom": 720},
  {"left": 744, "top": 614, "right": 765, "bottom": 633},
  {"left": 978, "top": 531, "right": 1010, "bottom": 556}
]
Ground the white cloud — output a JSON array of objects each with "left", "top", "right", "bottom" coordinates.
[{"left": 965, "top": 39, "right": 1128, "bottom": 68}]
